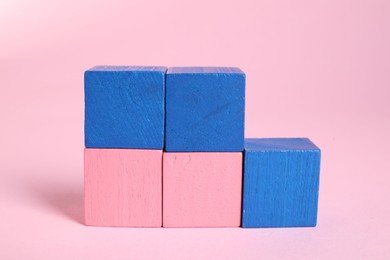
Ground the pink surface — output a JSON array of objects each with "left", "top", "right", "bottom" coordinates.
[
  {"left": 84, "top": 149, "right": 162, "bottom": 227},
  {"left": 163, "top": 153, "right": 242, "bottom": 227},
  {"left": 1, "top": 0, "right": 390, "bottom": 259}
]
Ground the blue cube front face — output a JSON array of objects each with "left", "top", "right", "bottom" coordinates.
[
  {"left": 242, "top": 138, "right": 321, "bottom": 228},
  {"left": 165, "top": 67, "right": 245, "bottom": 152},
  {"left": 85, "top": 66, "right": 166, "bottom": 149}
]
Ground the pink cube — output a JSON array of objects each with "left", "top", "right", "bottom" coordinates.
[
  {"left": 84, "top": 149, "right": 162, "bottom": 227},
  {"left": 163, "top": 152, "right": 242, "bottom": 227}
]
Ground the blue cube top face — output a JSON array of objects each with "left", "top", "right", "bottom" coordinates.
[
  {"left": 244, "top": 138, "right": 320, "bottom": 151},
  {"left": 242, "top": 138, "right": 321, "bottom": 228},
  {"left": 85, "top": 66, "right": 167, "bottom": 149},
  {"left": 168, "top": 67, "right": 245, "bottom": 74},
  {"left": 89, "top": 66, "right": 167, "bottom": 72},
  {"left": 165, "top": 67, "right": 245, "bottom": 152}
]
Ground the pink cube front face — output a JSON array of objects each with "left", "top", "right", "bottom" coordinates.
[
  {"left": 163, "top": 152, "right": 242, "bottom": 227},
  {"left": 84, "top": 149, "right": 162, "bottom": 227}
]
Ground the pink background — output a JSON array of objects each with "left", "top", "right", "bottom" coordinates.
[{"left": 1, "top": 0, "right": 389, "bottom": 259}]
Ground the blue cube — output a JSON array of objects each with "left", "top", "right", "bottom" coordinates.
[
  {"left": 85, "top": 66, "right": 166, "bottom": 149},
  {"left": 242, "top": 138, "right": 321, "bottom": 228},
  {"left": 165, "top": 67, "right": 245, "bottom": 152}
]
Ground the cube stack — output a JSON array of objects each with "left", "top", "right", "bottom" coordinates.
[
  {"left": 84, "top": 66, "right": 321, "bottom": 228},
  {"left": 84, "top": 66, "right": 166, "bottom": 227}
]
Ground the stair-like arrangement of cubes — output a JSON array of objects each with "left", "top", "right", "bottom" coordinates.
[{"left": 84, "top": 66, "right": 321, "bottom": 228}]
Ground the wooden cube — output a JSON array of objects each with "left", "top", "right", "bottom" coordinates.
[
  {"left": 165, "top": 67, "right": 245, "bottom": 152},
  {"left": 84, "top": 66, "right": 166, "bottom": 149},
  {"left": 84, "top": 148, "right": 162, "bottom": 227},
  {"left": 163, "top": 152, "right": 242, "bottom": 227},
  {"left": 242, "top": 138, "right": 321, "bottom": 228}
]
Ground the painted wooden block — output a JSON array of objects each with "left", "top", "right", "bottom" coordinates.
[
  {"left": 84, "top": 148, "right": 162, "bottom": 227},
  {"left": 84, "top": 66, "right": 166, "bottom": 149},
  {"left": 242, "top": 138, "right": 321, "bottom": 228},
  {"left": 165, "top": 67, "right": 245, "bottom": 152},
  {"left": 163, "top": 152, "right": 242, "bottom": 227}
]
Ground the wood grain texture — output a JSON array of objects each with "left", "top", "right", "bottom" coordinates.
[
  {"left": 163, "top": 152, "right": 242, "bottom": 227},
  {"left": 242, "top": 138, "right": 321, "bottom": 228},
  {"left": 84, "top": 148, "right": 162, "bottom": 227},
  {"left": 84, "top": 66, "right": 166, "bottom": 149},
  {"left": 165, "top": 67, "right": 245, "bottom": 152}
]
